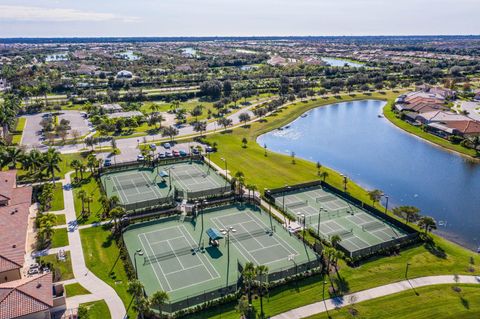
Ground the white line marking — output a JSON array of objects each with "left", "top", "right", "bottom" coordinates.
[{"left": 138, "top": 233, "right": 171, "bottom": 292}]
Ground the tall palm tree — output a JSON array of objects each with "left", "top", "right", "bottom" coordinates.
[
  {"left": 23, "top": 149, "right": 44, "bottom": 181},
  {"left": 109, "top": 206, "right": 126, "bottom": 233},
  {"left": 234, "top": 171, "right": 245, "bottom": 195},
  {"left": 149, "top": 290, "right": 169, "bottom": 318},
  {"left": 256, "top": 265, "right": 269, "bottom": 318},
  {"left": 42, "top": 147, "right": 61, "bottom": 183},
  {"left": 2, "top": 147, "right": 24, "bottom": 169},
  {"left": 242, "top": 262, "right": 256, "bottom": 311},
  {"left": 320, "top": 171, "right": 329, "bottom": 182},
  {"left": 70, "top": 159, "right": 82, "bottom": 180},
  {"left": 330, "top": 235, "right": 342, "bottom": 248},
  {"left": 77, "top": 189, "right": 87, "bottom": 216},
  {"left": 127, "top": 280, "right": 147, "bottom": 319},
  {"left": 190, "top": 105, "right": 204, "bottom": 123}
]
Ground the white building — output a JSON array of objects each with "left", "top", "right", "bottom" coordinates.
[{"left": 116, "top": 70, "right": 133, "bottom": 78}]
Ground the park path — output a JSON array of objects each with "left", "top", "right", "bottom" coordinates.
[
  {"left": 272, "top": 275, "right": 480, "bottom": 319},
  {"left": 62, "top": 172, "right": 126, "bottom": 319}
]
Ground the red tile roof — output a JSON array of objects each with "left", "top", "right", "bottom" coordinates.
[
  {"left": 443, "top": 120, "right": 480, "bottom": 135},
  {"left": 0, "top": 273, "right": 53, "bottom": 319},
  {"left": 0, "top": 171, "right": 32, "bottom": 273}
]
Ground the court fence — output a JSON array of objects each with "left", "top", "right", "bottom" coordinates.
[
  {"left": 264, "top": 180, "right": 420, "bottom": 261},
  {"left": 175, "top": 185, "right": 233, "bottom": 201}
]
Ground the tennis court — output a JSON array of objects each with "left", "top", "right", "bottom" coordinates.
[
  {"left": 100, "top": 168, "right": 174, "bottom": 210},
  {"left": 123, "top": 204, "right": 319, "bottom": 304},
  {"left": 272, "top": 185, "right": 410, "bottom": 256}
]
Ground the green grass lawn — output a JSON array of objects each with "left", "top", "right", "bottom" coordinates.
[
  {"left": 50, "top": 182, "right": 65, "bottom": 211},
  {"left": 65, "top": 283, "right": 91, "bottom": 297},
  {"left": 73, "top": 175, "right": 104, "bottom": 225},
  {"left": 38, "top": 251, "right": 74, "bottom": 281},
  {"left": 383, "top": 101, "right": 478, "bottom": 158},
  {"left": 306, "top": 284, "right": 480, "bottom": 319},
  {"left": 51, "top": 228, "right": 69, "bottom": 248},
  {"left": 11, "top": 117, "right": 26, "bottom": 145},
  {"left": 79, "top": 300, "right": 111, "bottom": 319},
  {"left": 55, "top": 214, "right": 66, "bottom": 226},
  {"left": 80, "top": 226, "right": 135, "bottom": 319}
]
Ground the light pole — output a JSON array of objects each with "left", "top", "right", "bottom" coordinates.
[
  {"left": 265, "top": 188, "right": 273, "bottom": 231},
  {"left": 317, "top": 207, "right": 326, "bottom": 239},
  {"left": 322, "top": 280, "right": 330, "bottom": 318},
  {"left": 341, "top": 174, "right": 348, "bottom": 193},
  {"left": 405, "top": 262, "right": 411, "bottom": 279},
  {"left": 221, "top": 157, "right": 228, "bottom": 189},
  {"left": 202, "top": 199, "right": 207, "bottom": 231},
  {"left": 382, "top": 194, "right": 389, "bottom": 214},
  {"left": 134, "top": 248, "right": 144, "bottom": 279}
]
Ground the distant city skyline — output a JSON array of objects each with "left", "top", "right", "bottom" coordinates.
[{"left": 0, "top": 0, "right": 479, "bottom": 38}]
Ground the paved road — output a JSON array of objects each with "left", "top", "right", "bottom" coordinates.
[
  {"left": 62, "top": 172, "right": 126, "bottom": 319},
  {"left": 272, "top": 275, "right": 480, "bottom": 319}
]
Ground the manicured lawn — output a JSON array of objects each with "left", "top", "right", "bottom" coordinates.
[
  {"left": 80, "top": 226, "right": 135, "bottom": 318},
  {"left": 50, "top": 182, "right": 65, "bottom": 211},
  {"left": 79, "top": 300, "right": 111, "bottom": 319},
  {"left": 383, "top": 101, "right": 478, "bottom": 158},
  {"left": 307, "top": 284, "right": 480, "bottom": 319},
  {"left": 73, "top": 175, "right": 104, "bottom": 225},
  {"left": 65, "top": 283, "right": 91, "bottom": 297},
  {"left": 38, "top": 251, "right": 74, "bottom": 281},
  {"left": 51, "top": 228, "right": 69, "bottom": 248},
  {"left": 11, "top": 117, "right": 26, "bottom": 145},
  {"left": 55, "top": 214, "right": 66, "bottom": 226}
]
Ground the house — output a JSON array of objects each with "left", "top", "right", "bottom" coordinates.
[
  {"left": 101, "top": 103, "right": 123, "bottom": 114},
  {"left": 429, "top": 87, "right": 456, "bottom": 99},
  {"left": 116, "top": 70, "right": 133, "bottom": 78},
  {"left": 107, "top": 111, "right": 144, "bottom": 119},
  {"left": 0, "top": 170, "right": 32, "bottom": 284},
  {"left": 414, "top": 110, "right": 469, "bottom": 125},
  {"left": 0, "top": 273, "right": 66, "bottom": 319},
  {"left": 74, "top": 64, "right": 97, "bottom": 76}
]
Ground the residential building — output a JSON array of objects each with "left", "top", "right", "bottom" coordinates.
[
  {"left": 101, "top": 103, "right": 123, "bottom": 114},
  {"left": 116, "top": 70, "right": 133, "bottom": 78},
  {"left": 107, "top": 111, "right": 144, "bottom": 119}
]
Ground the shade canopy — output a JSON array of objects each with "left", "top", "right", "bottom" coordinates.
[
  {"left": 158, "top": 170, "right": 169, "bottom": 177},
  {"left": 206, "top": 228, "right": 223, "bottom": 240}
]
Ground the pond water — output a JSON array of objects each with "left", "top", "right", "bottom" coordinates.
[
  {"left": 321, "top": 57, "right": 363, "bottom": 68},
  {"left": 257, "top": 100, "right": 480, "bottom": 251}
]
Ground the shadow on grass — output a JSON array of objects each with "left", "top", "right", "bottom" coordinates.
[
  {"left": 460, "top": 296, "right": 470, "bottom": 309},
  {"left": 424, "top": 240, "right": 447, "bottom": 259}
]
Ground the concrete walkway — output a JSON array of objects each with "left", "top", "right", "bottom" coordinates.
[
  {"left": 66, "top": 294, "right": 103, "bottom": 310},
  {"left": 272, "top": 275, "right": 480, "bottom": 319},
  {"left": 32, "top": 246, "right": 70, "bottom": 258},
  {"left": 62, "top": 172, "right": 126, "bottom": 319}
]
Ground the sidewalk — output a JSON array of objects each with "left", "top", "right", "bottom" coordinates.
[
  {"left": 63, "top": 172, "right": 126, "bottom": 319},
  {"left": 272, "top": 275, "right": 480, "bottom": 319}
]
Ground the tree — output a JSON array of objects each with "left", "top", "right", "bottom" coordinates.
[
  {"left": 217, "top": 117, "right": 233, "bottom": 131},
  {"left": 109, "top": 206, "right": 126, "bottom": 233},
  {"left": 192, "top": 121, "right": 207, "bottom": 137},
  {"left": 149, "top": 290, "right": 169, "bottom": 318},
  {"left": 1, "top": 147, "right": 24, "bottom": 169},
  {"left": 392, "top": 206, "right": 420, "bottom": 223},
  {"left": 70, "top": 159, "right": 82, "bottom": 180},
  {"left": 418, "top": 216, "right": 437, "bottom": 234},
  {"left": 320, "top": 171, "right": 329, "bottom": 181},
  {"left": 77, "top": 304, "right": 89, "bottom": 319},
  {"left": 234, "top": 171, "right": 245, "bottom": 194},
  {"left": 242, "top": 137, "right": 248, "bottom": 148},
  {"left": 256, "top": 265, "right": 269, "bottom": 319},
  {"left": 239, "top": 112, "right": 251, "bottom": 126},
  {"left": 0, "top": 94, "right": 21, "bottom": 139},
  {"left": 330, "top": 234, "right": 342, "bottom": 248},
  {"left": 77, "top": 190, "right": 87, "bottom": 216},
  {"left": 128, "top": 280, "right": 148, "bottom": 319},
  {"left": 368, "top": 189, "right": 383, "bottom": 207},
  {"left": 200, "top": 80, "right": 223, "bottom": 100},
  {"left": 290, "top": 151, "right": 296, "bottom": 164},
  {"left": 242, "top": 262, "right": 256, "bottom": 315},
  {"left": 190, "top": 105, "right": 204, "bottom": 123},
  {"left": 42, "top": 148, "right": 61, "bottom": 183},
  {"left": 316, "top": 162, "right": 322, "bottom": 175},
  {"left": 38, "top": 183, "right": 54, "bottom": 212},
  {"left": 161, "top": 126, "right": 179, "bottom": 142}
]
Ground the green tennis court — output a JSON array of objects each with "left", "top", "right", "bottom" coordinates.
[
  {"left": 273, "top": 186, "right": 410, "bottom": 256},
  {"left": 123, "top": 204, "right": 319, "bottom": 305}
]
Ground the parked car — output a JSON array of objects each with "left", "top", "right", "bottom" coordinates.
[
  {"left": 173, "top": 150, "right": 180, "bottom": 157},
  {"left": 149, "top": 143, "right": 157, "bottom": 150},
  {"left": 192, "top": 148, "right": 200, "bottom": 155},
  {"left": 206, "top": 146, "right": 214, "bottom": 153},
  {"left": 165, "top": 151, "right": 173, "bottom": 157},
  {"left": 137, "top": 154, "right": 145, "bottom": 161},
  {"left": 163, "top": 142, "right": 171, "bottom": 149},
  {"left": 179, "top": 150, "right": 187, "bottom": 156},
  {"left": 158, "top": 152, "right": 166, "bottom": 159},
  {"left": 104, "top": 159, "right": 112, "bottom": 167}
]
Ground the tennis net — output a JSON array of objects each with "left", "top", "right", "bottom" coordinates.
[
  {"left": 285, "top": 200, "right": 308, "bottom": 209},
  {"left": 171, "top": 170, "right": 206, "bottom": 179},
  {"left": 112, "top": 181, "right": 153, "bottom": 191},
  {"left": 335, "top": 229, "right": 355, "bottom": 239},
  {"left": 229, "top": 228, "right": 273, "bottom": 244},
  {"left": 143, "top": 246, "right": 195, "bottom": 265},
  {"left": 315, "top": 195, "right": 337, "bottom": 203},
  {"left": 362, "top": 221, "right": 385, "bottom": 231}
]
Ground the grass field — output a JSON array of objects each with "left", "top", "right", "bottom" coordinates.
[
  {"left": 51, "top": 228, "right": 69, "bottom": 248},
  {"left": 306, "top": 284, "right": 480, "bottom": 319},
  {"left": 51, "top": 182, "right": 65, "bottom": 211},
  {"left": 55, "top": 214, "right": 66, "bottom": 226},
  {"left": 79, "top": 300, "right": 111, "bottom": 319},
  {"left": 73, "top": 175, "right": 104, "bottom": 225},
  {"left": 38, "top": 251, "right": 74, "bottom": 281},
  {"left": 383, "top": 100, "right": 478, "bottom": 158},
  {"left": 11, "top": 117, "right": 26, "bottom": 145},
  {"left": 65, "top": 282, "right": 91, "bottom": 297},
  {"left": 80, "top": 226, "right": 135, "bottom": 319}
]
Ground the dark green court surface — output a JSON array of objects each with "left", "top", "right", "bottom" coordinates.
[{"left": 123, "top": 204, "right": 319, "bottom": 304}]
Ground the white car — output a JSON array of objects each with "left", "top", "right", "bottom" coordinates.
[
  {"left": 137, "top": 155, "right": 145, "bottom": 161},
  {"left": 476, "top": 276, "right": 480, "bottom": 282}
]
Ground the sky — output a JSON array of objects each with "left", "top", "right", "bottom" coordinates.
[{"left": 0, "top": 0, "right": 479, "bottom": 37}]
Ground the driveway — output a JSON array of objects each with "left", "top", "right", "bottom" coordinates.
[
  {"left": 459, "top": 101, "right": 480, "bottom": 122},
  {"left": 58, "top": 110, "right": 91, "bottom": 138}
]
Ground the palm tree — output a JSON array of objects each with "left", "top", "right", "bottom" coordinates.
[
  {"left": 316, "top": 162, "right": 322, "bottom": 176},
  {"left": 161, "top": 126, "right": 179, "bottom": 142},
  {"left": 242, "top": 262, "right": 256, "bottom": 313},
  {"left": 109, "top": 206, "right": 126, "bottom": 233},
  {"left": 190, "top": 105, "right": 204, "bottom": 123},
  {"left": 418, "top": 216, "right": 437, "bottom": 234},
  {"left": 70, "top": 159, "right": 82, "bottom": 180},
  {"left": 330, "top": 234, "right": 342, "bottom": 248},
  {"left": 234, "top": 171, "right": 245, "bottom": 195},
  {"left": 77, "top": 189, "right": 87, "bottom": 216},
  {"left": 217, "top": 117, "right": 233, "bottom": 131},
  {"left": 192, "top": 121, "right": 207, "bottom": 137},
  {"left": 149, "top": 290, "right": 169, "bottom": 318},
  {"left": 320, "top": 171, "right": 329, "bottom": 182},
  {"left": 42, "top": 148, "right": 61, "bottom": 183},
  {"left": 368, "top": 189, "right": 383, "bottom": 207},
  {"left": 127, "top": 280, "right": 147, "bottom": 319},
  {"left": 149, "top": 102, "right": 160, "bottom": 114},
  {"left": 2, "top": 147, "right": 24, "bottom": 169},
  {"left": 87, "top": 153, "right": 98, "bottom": 176},
  {"left": 256, "top": 265, "right": 269, "bottom": 318}
]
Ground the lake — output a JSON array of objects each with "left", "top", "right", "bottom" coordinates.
[
  {"left": 321, "top": 57, "right": 363, "bottom": 68},
  {"left": 257, "top": 100, "right": 480, "bottom": 251}
]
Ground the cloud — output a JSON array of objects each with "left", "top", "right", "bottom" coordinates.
[{"left": 0, "top": 5, "right": 139, "bottom": 23}]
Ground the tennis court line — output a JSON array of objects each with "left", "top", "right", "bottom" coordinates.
[
  {"left": 148, "top": 235, "right": 186, "bottom": 245},
  {"left": 138, "top": 233, "right": 172, "bottom": 291},
  {"left": 179, "top": 225, "right": 220, "bottom": 280},
  {"left": 139, "top": 171, "right": 161, "bottom": 198},
  {"left": 234, "top": 221, "right": 269, "bottom": 249},
  {"left": 164, "top": 264, "right": 204, "bottom": 276},
  {"left": 142, "top": 233, "right": 174, "bottom": 291},
  {"left": 142, "top": 225, "right": 185, "bottom": 237},
  {"left": 166, "top": 239, "right": 188, "bottom": 270},
  {"left": 250, "top": 243, "right": 282, "bottom": 253},
  {"left": 112, "top": 175, "right": 128, "bottom": 204}
]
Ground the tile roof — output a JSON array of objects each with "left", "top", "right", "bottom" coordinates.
[
  {"left": 418, "top": 111, "right": 470, "bottom": 123},
  {"left": 0, "top": 273, "right": 53, "bottom": 319},
  {"left": 0, "top": 170, "right": 16, "bottom": 203},
  {"left": 443, "top": 120, "right": 480, "bottom": 135}
]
